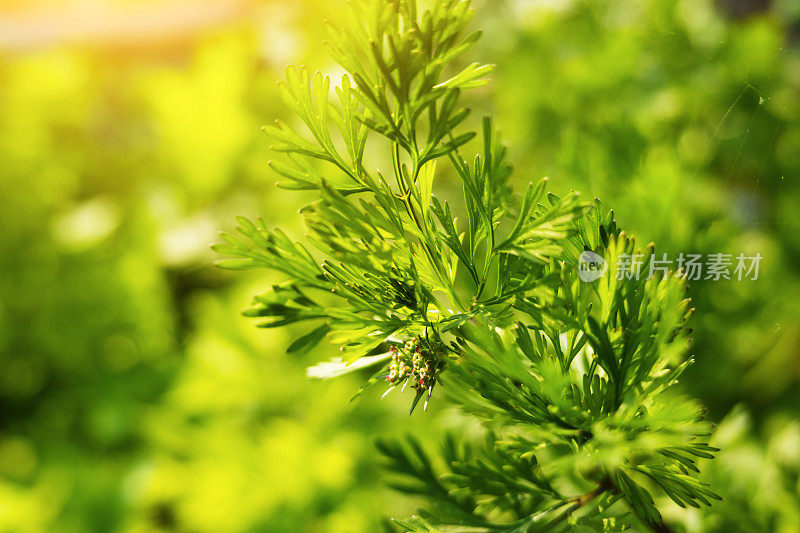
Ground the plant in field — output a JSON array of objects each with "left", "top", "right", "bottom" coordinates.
[{"left": 214, "top": 0, "right": 720, "bottom": 530}]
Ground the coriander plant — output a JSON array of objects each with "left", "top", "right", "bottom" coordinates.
[{"left": 214, "top": 0, "right": 720, "bottom": 530}]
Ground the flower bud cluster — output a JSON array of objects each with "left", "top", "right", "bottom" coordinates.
[{"left": 386, "top": 338, "right": 443, "bottom": 391}]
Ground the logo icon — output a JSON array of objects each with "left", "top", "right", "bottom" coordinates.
[{"left": 578, "top": 250, "right": 607, "bottom": 282}]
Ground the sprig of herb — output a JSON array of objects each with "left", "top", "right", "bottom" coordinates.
[{"left": 215, "top": 1, "right": 719, "bottom": 530}]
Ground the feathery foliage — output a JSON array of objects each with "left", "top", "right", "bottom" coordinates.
[{"left": 214, "top": 0, "right": 719, "bottom": 530}]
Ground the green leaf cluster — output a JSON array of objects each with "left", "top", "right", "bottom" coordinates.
[{"left": 215, "top": 0, "right": 720, "bottom": 530}]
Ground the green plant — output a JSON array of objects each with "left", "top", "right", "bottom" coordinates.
[{"left": 214, "top": 0, "right": 720, "bottom": 530}]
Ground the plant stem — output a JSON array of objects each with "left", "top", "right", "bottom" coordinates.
[
  {"left": 545, "top": 484, "right": 607, "bottom": 529},
  {"left": 548, "top": 477, "right": 677, "bottom": 532}
]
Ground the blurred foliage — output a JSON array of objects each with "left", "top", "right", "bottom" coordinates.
[{"left": 0, "top": 0, "right": 797, "bottom": 532}]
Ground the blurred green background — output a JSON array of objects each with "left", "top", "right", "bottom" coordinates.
[{"left": 0, "top": 0, "right": 797, "bottom": 531}]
